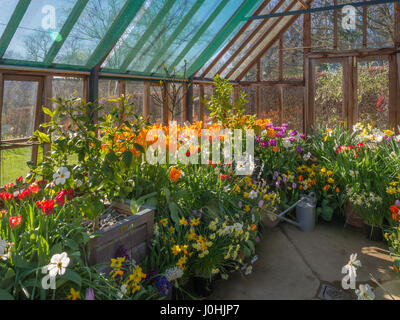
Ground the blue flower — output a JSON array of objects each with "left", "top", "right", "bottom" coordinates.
[{"left": 155, "top": 275, "right": 172, "bottom": 297}]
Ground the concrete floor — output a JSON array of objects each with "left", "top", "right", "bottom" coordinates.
[{"left": 210, "top": 219, "right": 398, "bottom": 300}]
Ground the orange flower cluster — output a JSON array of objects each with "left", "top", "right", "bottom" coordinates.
[{"left": 169, "top": 167, "right": 182, "bottom": 183}]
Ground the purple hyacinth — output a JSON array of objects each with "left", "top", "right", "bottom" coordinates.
[
  {"left": 295, "top": 146, "right": 302, "bottom": 154},
  {"left": 155, "top": 276, "right": 172, "bottom": 297},
  {"left": 269, "top": 139, "right": 277, "bottom": 147},
  {"left": 85, "top": 288, "right": 95, "bottom": 300}
]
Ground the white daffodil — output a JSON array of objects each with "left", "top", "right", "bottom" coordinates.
[
  {"left": 53, "top": 167, "right": 70, "bottom": 186},
  {"left": 349, "top": 170, "right": 358, "bottom": 178},
  {"left": 47, "top": 252, "right": 70, "bottom": 277},
  {"left": 355, "top": 284, "right": 375, "bottom": 300},
  {"left": 245, "top": 265, "right": 253, "bottom": 275},
  {"left": 344, "top": 253, "right": 361, "bottom": 277},
  {"left": 248, "top": 190, "right": 258, "bottom": 199},
  {"left": 282, "top": 138, "right": 292, "bottom": 148},
  {"left": 303, "top": 152, "right": 312, "bottom": 161}
]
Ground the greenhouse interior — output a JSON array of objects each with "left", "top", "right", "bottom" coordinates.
[{"left": 0, "top": 0, "right": 399, "bottom": 302}]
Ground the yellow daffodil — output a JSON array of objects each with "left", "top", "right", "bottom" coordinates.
[{"left": 67, "top": 288, "right": 80, "bottom": 300}]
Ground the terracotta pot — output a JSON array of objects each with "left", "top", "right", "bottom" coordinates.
[{"left": 345, "top": 201, "right": 364, "bottom": 228}]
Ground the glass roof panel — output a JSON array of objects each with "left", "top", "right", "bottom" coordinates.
[
  {"left": 168, "top": 0, "right": 246, "bottom": 75},
  {"left": 3, "top": 0, "right": 77, "bottom": 61},
  {"left": 53, "top": 0, "right": 126, "bottom": 66},
  {"left": 0, "top": 0, "right": 19, "bottom": 43}
]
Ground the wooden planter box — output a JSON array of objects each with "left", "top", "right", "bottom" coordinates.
[
  {"left": 345, "top": 200, "right": 364, "bottom": 228},
  {"left": 87, "top": 201, "right": 155, "bottom": 269}
]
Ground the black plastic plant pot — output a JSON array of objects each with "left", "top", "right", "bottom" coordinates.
[
  {"left": 192, "top": 276, "right": 215, "bottom": 298},
  {"left": 363, "top": 223, "right": 383, "bottom": 242}
]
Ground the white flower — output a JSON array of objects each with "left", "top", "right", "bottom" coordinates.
[
  {"left": 248, "top": 190, "right": 258, "bottom": 199},
  {"left": 355, "top": 284, "right": 375, "bottom": 300},
  {"left": 232, "top": 223, "right": 243, "bottom": 232},
  {"left": 303, "top": 152, "right": 311, "bottom": 161},
  {"left": 245, "top": 265, "right": 252, "bottom": 275},
  {"left": 46, "top": 252, "right": 70, "bottom": 277},
  {"left": 164, "top": 266, "right": 184, "bottom": 282},
  {"left": 251, "top": 255, "right": 258, "bottom": 264},
  {"left": 349, "top": 170, "right": 358, "bottom": 178},
  {"left": 53, "top": 167, "right": 70, "bottom": 185},
  {"left": 0, "top": 239, "right": 10, "bottom": 261},
  {"left": 343, "top": 253, "right": 361, "bottom": 278},
  {"left": 282, "top": 138, "right": 292, "bottom": 148}
]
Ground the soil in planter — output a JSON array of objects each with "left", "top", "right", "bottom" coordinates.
[{"left": 86, "top": 207, "right": 130, "bottom": 231}]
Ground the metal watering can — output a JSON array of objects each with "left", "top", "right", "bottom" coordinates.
[{"left": 267, "top": 192, "right": 317, "bottom": 232}]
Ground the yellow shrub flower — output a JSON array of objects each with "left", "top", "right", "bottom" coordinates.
[{"left": 67, "top": 288, "right": 80, "bottom": 300}]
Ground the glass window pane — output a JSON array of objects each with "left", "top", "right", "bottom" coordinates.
[
  {"left": 311, "top": 0, "right": 334, "bottom": 51},
  {"left": 4, "top": 0, "right": 78, "bottom": 61},
  {"left": 315, "top": 62, "right": 344, "bottom": 128},
  {"left": 126, "top": 81, "right": 144, "bottom": 116},
  {"left": 283, "top": 16, "right": 303, "bottom": 80},
  {"left": 260, "top": 87, "right": 280, "bottom": 123},
  {"left": 149, "top": 85, "right": 162, "bottom": 123},
  {"left": 54, "top": 0, "right": 126, "bottom": 66},
  {"left": 357, "top": 60, "right": 389, "bottom": 130},
  {"left": 283, "top": 87, "right": 303, "bottom": 131},
  {"left": 99, "top": 79, "right": 119, "bottom": 118},
  {"left": 367, "top": 4, "right": 394, "bottom": 48},
  {"left": 2, "top": 80, "right": 38, "bottom": 140},
  {"left": 241, "top": 86, "right": 257, "bottom": 115},
  {"left": 0, "top": 147, "right": 33, "bottom": 185},
  {"left": 192, "top": 84, "right": 201, "bottom": 122},
  {"left": 52, "top": 77, "right": 84, "bottom": 99},
  {"left": 261, "top": 43, "right": 279, "bottom": 81},
  {"left": 203, "top": 86, "right": 213, "bottom": 123}
]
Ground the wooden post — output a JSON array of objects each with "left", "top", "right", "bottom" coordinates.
[
  {"left": 32, "top": 78, "right": 44, "bottom": 165},
  {"left": 162, "top": 82, "right": 169, "bottom": 126},
  {"left": 389, "top": 54, "right": 399, "bottom": 131},
  {"left": 362, "top": 6, "right": 367, "bottom": 48},
  {"left": 303, "top": 11, "right": 311, "bottom": 133},
  {"left": 343, "top": 57, "right": 358, "bottom": 131},
  {"left": 43, "top": 75, "right": 53, "bottom": 157},
  {"left": 234, "top": 85, "right": 240, "bottom": 101},
  {"left": 278, "top": 86, "right": 284, "bottom": 125},
  {"left": 143, "top": 82, "right": 150, "bottom": 119},
  {"left": 256, "top": 59, "right": 261, "bottom": 118},
  {"left": 333, "top": 0, "right": 338, "bottom": 50},
  {"left": 89, "top": 67, "right": 99, "bottom": 124},
  {"left": 186, "top": 78, "right": 193, "bottom": 123},
  {"left": 304, "top": 57, "right": 315, "bottom": 133},
  {"left": 199, "top": 84, "right": 205, "bottom": 124},
  {"left": 279, "top": 38, "right": 283, "bottom": 80}
]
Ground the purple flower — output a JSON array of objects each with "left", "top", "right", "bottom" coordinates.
[
  {"left": 269, "top": 139, "right": 277, "bottom": 147},
  {"left": 300, "top": 134, "right": 306, "bottom": 139},
  {"left": 275, "top": 180, "right": 281, "bottom": 188},
  {"left": 266, "top": 123, "right": 273, "bottom": 128},
  {"left": 292, "top": 183, "right": 297, "bottom": 189},
  {"left": 116, "top": 245, "right": 130, "bottom": 261},
  {"left": 255, "top": 236, "right": 260, "bottom": 243},
  {"left": 155, "top": 276, "right": 171, "bottom": 297},
  {"left": 85, "top": 288, "right": 95, "bottom": 300},
  {"left": 276, "top": 132, "right": 285, "bottom": 138},
  {"left": 258, "top": 200, "right": 264, "bottom": 208},
  {"left": 290, "top": 130, "right": 298, "bottom": 137},
  {"left": 261, "top": 140, "right": 268, "bottom": 148},
  {"left": 282, "top": 123, "right": 289, "bottom": 127},
  {"left": 238, "top": 201, "right": 243, "bottom": 208},
  {"left": 250, "top": 208, "right": 254, "bottom": 214},
  {"left": 255, "top": 136, "right": 261, "bottom": 143},
  {"left": 273, "top": 171, "right": 279, "bottom": 179},
  {"left": 283, "top": 176, "right": 287, "bottom": 183},
  {"left": 395, "top": 200, "right": 400, "bottom": 208},
  {"left": 289, "top": 137, "right": 296, "bottom": 143},
  {"left": 295, "top": 146, "right": 302, "bottom": 154}
]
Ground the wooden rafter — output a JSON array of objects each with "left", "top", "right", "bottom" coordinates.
[
  {"left": 234, "top": 0, "right": 314, "bottom": 81},
  {"left": 198, "top": 0, "right": 272, "bottom": 78},
  {"left": 296, "top": 0, "right": 309, "bottom": 8},
  {"left": 214, "top": 0, "right": 286, "bottom": 78}
]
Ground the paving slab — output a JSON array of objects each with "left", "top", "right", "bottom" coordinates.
[
  {"left": 210, "top": 225, "right": 320, "bottom": 300},
  {"left": 211, "top": 219, "right": 397, "bottom": 300}
]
